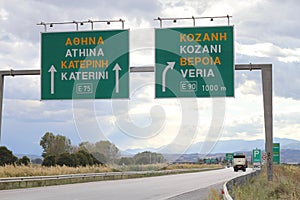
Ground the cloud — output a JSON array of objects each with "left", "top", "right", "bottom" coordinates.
[
  {"left": 275, "top": 112, "right": 300, "bottom": 127},
  {"left": 237, "top": 80, "right": 261, "bottom": 95},
  {"left": 236, "top": 42, "right": 300, "bottom": 63},
  {"left": 3, "top": 99, "right": 74, "bottom": 123},
  {"left": 223, "top": 117, "right": 264, "bottom": 140},
  {"left": 273, "top": 102, "right": 300, "bottom": 141},
  {"left": 0, "top": 8, "right": 8, "bottom": 20},
  {"left": 4, "top": 76, "right": 40, "bottom": 100},
  {"left": 0, "top": 34, "right": 39, "bottom": 70},
  {"left": 232, "top": 0, "right": 300, "bottom": 46},
  {"left": 221, "top": 83, "right": 300, "bottom": 141}
]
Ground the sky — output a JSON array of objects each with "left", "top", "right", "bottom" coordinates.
[{"left": 0, "top": 0, "right": 300, "bottom": 156}]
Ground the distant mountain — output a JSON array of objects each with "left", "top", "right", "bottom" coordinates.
[
  {"left": 121, "top": 147, "right": 160, "bottom": 156},
  {"left": 280, "top": 149, "right": 300, "bottom": 163},
  {"left": 15, "top": 154, "right": 42, "bottom": 160},
  {"left": 124, "top": 138, "right": 300, "bottom": 155},
  {"left": 281, "top": 142, "right": 300, "bottom": 150},
  {"left": 184, "top": 138, "right": 300, "bottom": 154},
  {"left": 162, "top": 149, "right": 300, "bottom": 164}
]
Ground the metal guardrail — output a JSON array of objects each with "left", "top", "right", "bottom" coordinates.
[
  {"left": 223, "top": 170, "right": 261, "bottom": 200},
  {"left": 223, "top": 181, "right": 233, "bottom": 200},
  {"left": 0, "top": 168, "right": 211, "bottom": 190}
]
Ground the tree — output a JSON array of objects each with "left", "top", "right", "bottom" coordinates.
[
  {"left": 133, "top": 151, "right": 165, "bottom": 165},
  {"left": 0, "top": 146, "right": 18, "bottom": 166},
  {"left": 95, "top": 141, "right": 119, "bottom": 164},
  {"left": 40, "top": 132, "right": 72, "bottom": 158},
  {"left": 56, "top": 153, "right": 78, "bottom": 167},
  {"left": 32, "top": 158, "right": 43, "bottom": 165},
  {"left": 40, "top": 132, "right": 55, "bottom": 157},
  {"left": 42, "top": 155, "right": 56, "bottom": 166},
  {"left": 74, "top": 150, "right": 94, "bottom": 166},
  {"left": 91, "top": 152, "right": 107, "bottom": 165},
  {"left": 118, "top": 157, "right": 135, "bottom": 165},
  {"left": 135, "top": 156, "right": 150, "bottom": 165},
  {"left": 79, "top": 141, "right": 94, "bottom": 151},
  {"left": 17, "top": 156, "right": 30, "bottom": 166},
  {"left": 79, "top": 140, "right": 120, "bottom": 164},
  {"left": 39, "top": 134, "right": 124, "bottom": 167},
  {"left": 197, "top": 158, "right": 205, "bottom": 164}
]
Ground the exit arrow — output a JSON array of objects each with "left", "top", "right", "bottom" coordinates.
[
  {"left": 48, "top": 65, "right": 57, "bottom": 94},
  {"left": 162, "top": 62, "right": 175, "bottom": 92},
  {"left": 113, "top": 63, "right": 122, "bottom": 93}
]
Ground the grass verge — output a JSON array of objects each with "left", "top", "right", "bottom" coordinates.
[
  {"left": 231, "top": 165, "right": 300, "bottom": 200},
  {"left": 207, "top": 165, "right": 300, "bottom": 200}
]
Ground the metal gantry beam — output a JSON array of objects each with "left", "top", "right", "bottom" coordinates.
[{"left": 0, "top": 64, "right": 273, "bottom": 181}]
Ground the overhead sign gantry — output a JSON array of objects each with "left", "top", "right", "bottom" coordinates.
[{"left": 0, "top": 16, "right": 274, "bottom": 182}]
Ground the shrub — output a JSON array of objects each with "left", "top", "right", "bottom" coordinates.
[
  {"left": 0, "top": 146, "right": 18, "bottom": 166},
  {"left": 42, "top": 155, "right": 56, "bottom": 166},
  {"left": 56, "top": 153, "right": 79, "bottom": 167},
  {"left": 17, "top": 156, "right": 31, "bottom": 166}
]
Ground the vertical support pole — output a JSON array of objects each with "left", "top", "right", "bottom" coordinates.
[
  {"left": 121, "top": 20, "right": 125, "bottom": 30},
  {"left": 192, "top": 16, "right": 195, "bottom": 27},
  {"left": 157, "top": 17, "right": 162, "bottom": 28},
  {"left": 261, "top": 65, "right": 273, "bottom": 181},
  {"left": 227, "top": 14, "right": 230, "bottom": 26},
  {"left": 0, "top": 74, "right": 4, "bottom": 144}
]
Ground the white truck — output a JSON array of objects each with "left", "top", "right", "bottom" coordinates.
[{"left": 233, "top": 154, "right": 247, "bottom": 172}]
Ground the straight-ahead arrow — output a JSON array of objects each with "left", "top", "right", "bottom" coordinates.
[
  {"left": 162, "top": 62, "right": 175, "bottom": 92},
  {"left": 113, "top": 63, "right": 122, "bottom": 93},
  {"left": 48, "top": 65, "right": 57, "bottom": 94}
]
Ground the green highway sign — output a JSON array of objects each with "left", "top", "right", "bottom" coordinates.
[
  {"left": 273, "top": 143, "right": 280, "bottom": 164},
  {"left": 155, "top": 26, "right": 234, "bottom": 98},
  {"left": 226, "top": 153, "right": 234, "bottom": 161},
  {"left": 252, "top": 149, "right": 261, "bottom": 163},
  {"left": 41, "top": 30, "right": 129, "bottom": 100}
]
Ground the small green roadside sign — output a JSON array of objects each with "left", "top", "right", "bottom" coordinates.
[
  {"left": 41, "top": 30, "right": 129, "bottom": 100},
  {"left": 226, "top": 153, "right": 234, "bottom": 161},
  {"left": 273, "top": 143, "right": 280, "bottom": 164},
  {"left": 252, "top": 149, "right": 261, "bottom": 163},
  {"left": 155, "top": 26, "right": 234, "bottom": 98}
]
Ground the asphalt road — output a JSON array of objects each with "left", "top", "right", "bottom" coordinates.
[{"left": 0, "top": 167, "right": 251, "bottom": 200}]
